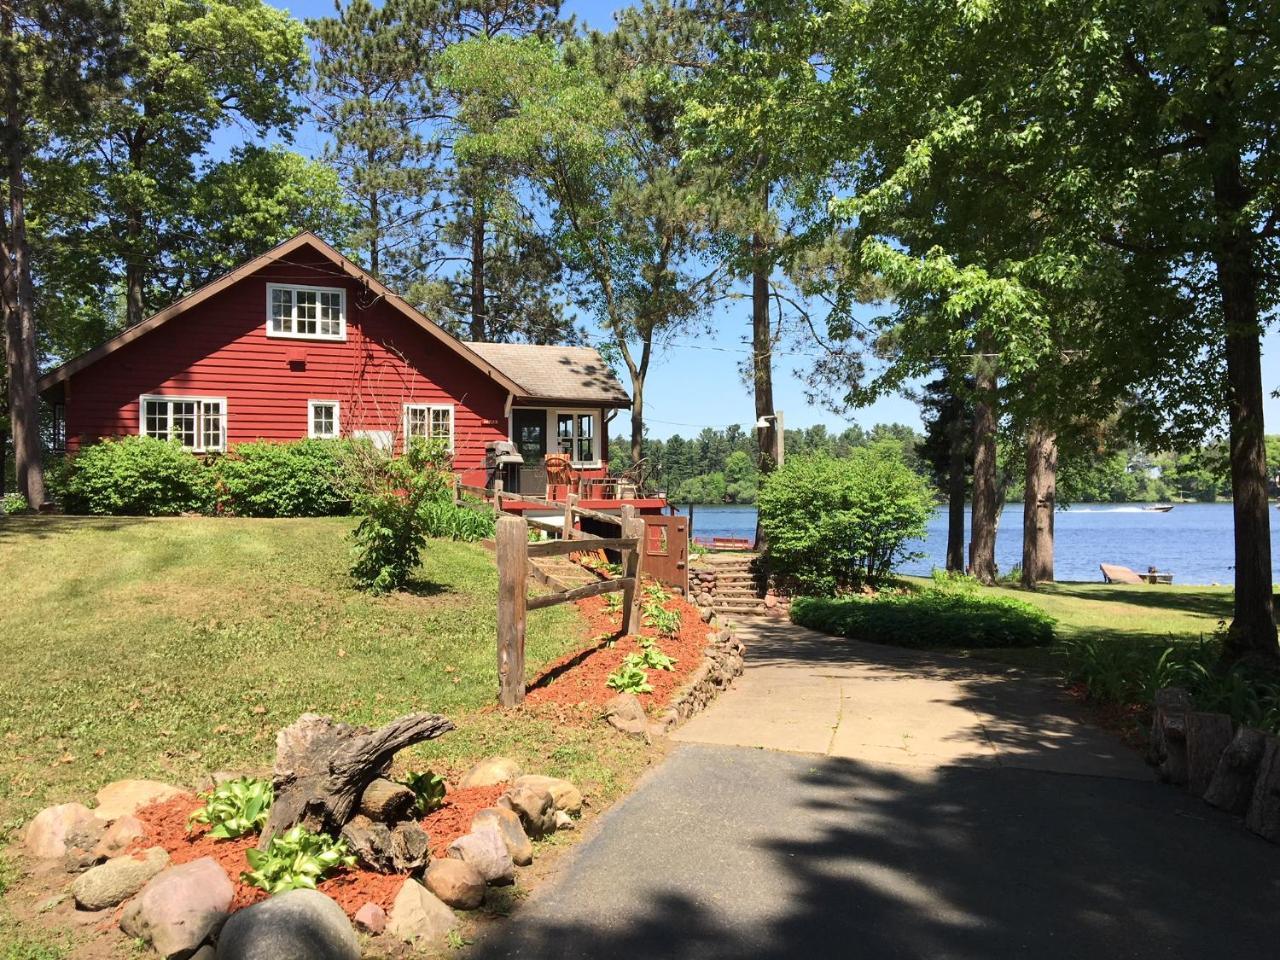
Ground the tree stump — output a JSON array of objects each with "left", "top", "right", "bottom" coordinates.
[
  {"left": 1205, "top": 726, "right": 1267, "bottom": 815},
  {"left": 1245, "top": 736, "right": 1280, "bottom": 842},
  {"left": 1149, "top": 687, "right": 1191, "bottom": 784},
  {"left": 259, "top": 712, "right": 453, "bottom": 849},
  {"left": 1185, "top": 712, "right": 1234, "bottom": 797}
]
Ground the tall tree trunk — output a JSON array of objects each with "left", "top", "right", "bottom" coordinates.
[
  {"left": 469, "top": 193, "right": 487, "bottom": 341},
  {"left": 946, "top": 390, "right": 967, "bottom": 572},
  {"left": 1, "top": 9, "right": 45, "bottom": 509},
  {"left": 368, "top": 189, "right": 380, "bottom": 278},
  {"left": 1212, "top": 153, "right": 1277, "bottom": 664},
  {"left": 969, "top": 348, "right": 998, "bottom": 584},
  {"left": 751, "top": 202, "right": 774, "bottom": 549},
  {"left": 629, "top": 371, "right": 645, "bottom": 466},
  {"left": 1021, "top": 426, "right": 1057, "bottom": 587}
]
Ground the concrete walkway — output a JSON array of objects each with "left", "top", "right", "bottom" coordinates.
[{"left": 473, "top": 619, "right": 1280, "bottom": 959}]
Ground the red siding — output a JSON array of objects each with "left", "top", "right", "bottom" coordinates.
[{"left": 63, "top": 246, "right": 508, "bottom": 484}]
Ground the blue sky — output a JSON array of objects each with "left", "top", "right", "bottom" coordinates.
[{"left": 265, "top": 0, "right": 1280, "bottom": 441}]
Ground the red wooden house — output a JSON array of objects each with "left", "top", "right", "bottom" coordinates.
[{"left": 37, "top": 232, "right": 664, "bottom": 514}]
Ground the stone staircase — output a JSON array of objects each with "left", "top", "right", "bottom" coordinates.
[{"left": 690, "top": 555, "right": 769, "bottom": 618}]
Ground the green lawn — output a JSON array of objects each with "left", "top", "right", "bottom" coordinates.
[
  {"left": 898, "top": 576, "right": 1233, "bottom": 671},
  {"left": 0, "top": 516, "right": 646, "bottom": 843}
]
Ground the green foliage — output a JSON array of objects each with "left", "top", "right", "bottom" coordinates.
[
  {"left": 642, "top": 583, "right": 670, "bottom": 603},
  {"left": 211, "top": 440, "right": 354, "bottom": 518},
  {"left": 418, "top": 497, "right": 496, "bottom": 542},
  {"left": 606, "top": 657, "right": 652, "bottom": 694},
  {"left": 604, "top": 593, "right": 624, "bottom": 614},
  {"left": 399, "top": 770, "right": 447, "bottom": 815},
  {"left": 347, "top": 438, "right": 454, "bottom": 593},
  {"left": 0, "top": 493, "right": 29, "bottom": 516},
  {"left": 242, "top": 825, "right": 355, "bottom": 894},
  {"left": 59, "top": 437, "right": 211, "bottom": 516},
  {"left": 187, "top": 776, "right": 273, "bottom": 840},
  {"left": 637, "top": 645, "right": 676, "bottom": 671},
  {"left": 791, "top": 588, "right": 1056, "bottom": 650},
  {"left": 642, "top": 603, "right": 681, "bottom": 638},
  {"left": 758, "top": 442, "right": 934, "bottom": 593}
]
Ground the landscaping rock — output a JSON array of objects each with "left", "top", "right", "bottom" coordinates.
[
  {"left": 513, "top": 775, "right": 582, "bottom": 815},
  {"left": 216, "top": 888, "right": 359, "bottom": 960},
  {"left": 1149, "top": 687, "right": 1192, "bottom": 784},
  {"left": 497, "top": 784, "right": 555, "bottom": 838},
  {"left": 553, "top": 810, "right": 576, "bottom": 831},
  {"left": 604, "top": 692, "right": 650, "bottom": 741},
  {"left": 72, "top": 847, "right": 169, "bottom": 911},
  {"left": 24, "top": 802, "right": 96, "bottom": 860},
  {"left": 425, "top": 857, "right": 486, "bottom": 909},
  {"left": 191, "top": 948, "right": 216, "bottom": 960},
  {"left": 458, "top": 757, "right": 521, "bottom": 788},
  {"left": 446, "top": 829, "right": 515, "bottom": 885},
  {"left": 386, "top": 879, "right": 458, "bottom": 945},
  {"left": 1206, "top": 726, "right": 1268, "bottom": 815},
  {"left": 94, "top": 779, "right": 185, "bottom": 823},
  {"left": 1246, "top": 736, "right": 1280, "bottom": 843},
  {"left": 1186, "top": 712, "right": 1235, "bottom": 796},
  {"left": 353, "top": 902, "right": 386, "bottom": 935},
  {"left": 94, "top": 814, "right": 148, "bottom": 859},
  {"left": 471, "top": 807, "right": 532, "bottom": 866},
  {"left": 120, "top": 857, "right": 233, "bottom": 959},
  {"left": 61, "top": 816, "right": 108, "bottom": 872},
  {"left": 358, "top": 778, "right": 416, "bottom": 823}
]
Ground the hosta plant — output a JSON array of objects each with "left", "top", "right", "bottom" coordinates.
[
  {"left": 606, "top": 656, "right": 652, "bottom": 694},
  {"left": 604, "top": 593, "right": 624, "bottom": 614},
  {"left": 644, "top": 604, "right": 682, "bottom": 638},
  {"left": 643, "top": 583, "right": 670, "bottom": 604},
  {"left": 187, "top": 776, "right": 273, "bottom": 839},
  {"left": 242, "top": 826, "right": 355, "bottom": 894},
  {"left": 639, "top": 645, "right": 677, "bottom": 671},
  {"left": 400, "top": 770, "right": 447, "bottom": 814}
]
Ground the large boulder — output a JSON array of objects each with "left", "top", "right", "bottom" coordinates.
[
  {"left": 120, "top": 857, "right": 233, "bottom": 959},
  {"left": 216, "top": 889, "right": 359, "bottom": 960},
  {"left": 424, "top": 858, "right": 486, "bottom": 910},
  {"left": 471, "top": 807, "right": 533, "bottom": 866},
  {"left": 72, "top": 847, "right": 169, "bottom": 911},
  {"left": 24, "top": 802, "right": 96, "bottom": 860},
  {"left": 446, "top": 829, "right": 515, "bottom": 885},
  {"left": 604, "top": 693, "right": 651, "bottom": 741},
  {"left": 94, "top": 779, "right": 185, "bottom": 822},
  {"left": 386, "top": 879, "right": 458, "bottom": 945},
  {"left": 513, "top": 775, "right": 582, "bottom": 815},
  {"left": 458, "top": 757, "right": 521, "bottom": 789}
]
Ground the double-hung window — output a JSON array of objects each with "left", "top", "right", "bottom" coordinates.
[
  {"left": 140, "top": 395, "right": 226, "bottom": 452},
  {"left": 557, "top": 412, "right": 596, "bottom": 464},
  {"left": 267, "top": 284, "right": 345, "bottom": 340},
  {"left": 308, "top": 401, "right": 340, "bottom": 439},
  {"left": 404, "top": 404, "right": 453, "bottom": 450}
]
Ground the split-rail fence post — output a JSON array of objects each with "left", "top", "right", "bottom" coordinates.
[
  {"left": 496, "top": 515, "right": 528, "bottom": 708},
  {"left": 620, "top": 505, "right": 643, "bottom": 634}
]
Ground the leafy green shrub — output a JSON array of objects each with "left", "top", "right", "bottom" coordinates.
[
  {"left": 418, "top": 496, "right": 496, "bottom": 541},
  {"left": 187, "top": 776, "right": 273, "bottom": 839},
  {"left": 60, "top": 436, "right": 212, "bottom": 516},
  {"left": 0, "top": 492, "right": 28, "bottom": 515},
  {"left": 242, "top": 826, "right": 355, "bottom": 894},
  {"left": 642, "top": 603, "right": 681, "bottom": 637},
  {"left": 607, "top": 656, "right": 652, "bottom": 693},
  {"left": 758, "top": 441, "right": 934, "bottom": 594},
  {"left": 399, "top": 770, "right": 447, "bottom": 814},
  {"left": 211, "top": 440, "right": 353, "bottom": 517},
  {"left": 638, "top": 645, "right": 677, "bottom": 671},
  {"left": 791, "top": 588, "right": 1056, "bottom": 649}
]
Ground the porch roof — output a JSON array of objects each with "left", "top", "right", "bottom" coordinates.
[{"left": 464, "top": 342, "right": 631, "bottom": 408}]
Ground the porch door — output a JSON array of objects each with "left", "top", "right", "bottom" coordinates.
[{"left": 512, "top": 409, "right": 547, "bottom": 496}]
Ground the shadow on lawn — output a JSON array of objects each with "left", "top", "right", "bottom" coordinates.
[
  {"left": 0, "top": 513, "right": 140, "bottom": 542},
  {"left": 1043, "top": 582, "right": 1234, "bottom": 619},
  {"left": 467, "top": 625, "right": 1280, "bottom": 960}
]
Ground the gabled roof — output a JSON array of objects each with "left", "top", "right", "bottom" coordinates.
[
  {"left": 37, "top": 232, "right": 528, "bottom": 398},
  {"left": 464, "top": 342, "right": 631, "bottom": 408}
]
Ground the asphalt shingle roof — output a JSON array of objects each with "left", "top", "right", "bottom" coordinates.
[{"left": 464, "top": 342, "right": 631, "bottom": 407}]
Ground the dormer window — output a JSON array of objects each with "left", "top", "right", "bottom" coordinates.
[{"left": 266, "top": 283, "right": 345, "bottom": 340}]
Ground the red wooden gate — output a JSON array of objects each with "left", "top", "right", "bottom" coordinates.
[{"left": 641, "top": 515, "right": 689, "bottom": 595}]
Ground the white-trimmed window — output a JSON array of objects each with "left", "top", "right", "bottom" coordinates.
[
  {"left": 557, "top": 411, "right": 597, "bottom": 465},
  {"left": 308, "top": 400, "right": 340, "bottom": 439},
  {"left": 140, "top": 395, "right": 226, "bottom": 452},
  {"left": 404, "top": 403, "right": 454, "bottom": 450},
  {"left": 266, "top": 283, "right": 345, "bottom": 340}
]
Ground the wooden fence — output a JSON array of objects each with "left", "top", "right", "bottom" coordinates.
[{"left": 494, "top": 506, "right": 645, "bottom": 708}]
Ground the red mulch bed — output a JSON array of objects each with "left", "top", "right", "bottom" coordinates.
[
  {"left": 128, "top": 783, "right": 507, "bottom": 920},
  {"left": 524, "top": 588, "right": 712, "bottom": 712}
]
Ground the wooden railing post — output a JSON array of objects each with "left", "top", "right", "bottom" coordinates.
[
  {"left": 620, "top": 505, "right": 644, "bottom": 635},
  {"left": 563, "top": 493, "right": 577, "bottom": 541},
  {"left": 493, "top": 476, "right": 504, "bottom": 513},
  {"left": 496, "top": 515, "right": 528, "bottom": 708}
]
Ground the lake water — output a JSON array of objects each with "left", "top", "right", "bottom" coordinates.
[{"left": 677, "top": 502, "right": 1280, "bottom": 585}]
